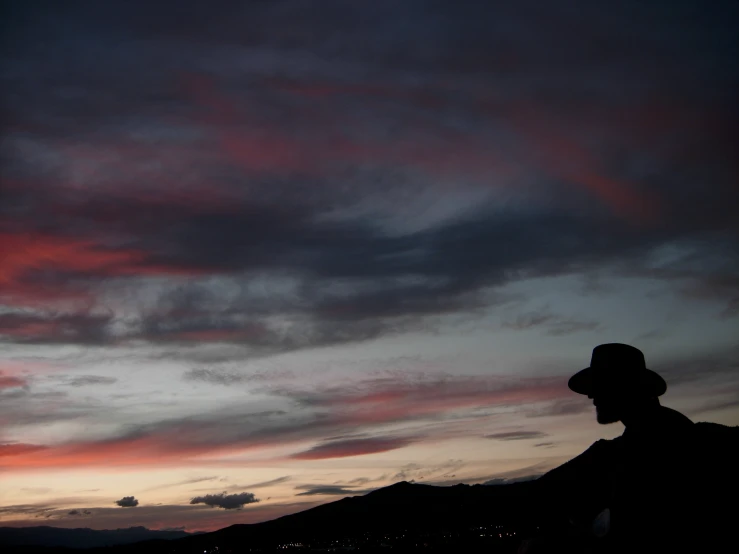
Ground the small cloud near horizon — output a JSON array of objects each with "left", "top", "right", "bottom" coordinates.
[{"left": 190, "top": 492, "right": 259, "bottom": 510}]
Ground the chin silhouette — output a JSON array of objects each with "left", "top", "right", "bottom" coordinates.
[{"left": 595, "top": 408, "right": 620, "bottom": 424}]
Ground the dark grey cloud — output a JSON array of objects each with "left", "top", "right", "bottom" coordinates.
[
  {"left": 183, "top": 368, "right": 252, "bottom": 386},
  {"left": 0, "top": 504, "right": 57, "bottom": 517},
  {"left": 534, "top": 442, "right": 557, "bottom": 449},
  {"left": 67, "top": 509, "right": 92, "bottom": 516},
  {"left": 229, "top": 476, "right": 291, "bottom": 490},
  {"left": 483, "top": 475, "right": 541, "bottom": 486},
  {"left": 183, "top": 367, "right": 293, "bottom": 386},
  {"left": 114, "top": 496, "right": 139, "bottom": 508},
  {"left": 526, "top": 399, "right": 592, "bottom": 418},
  {"left": 484, "top": 431, "right": 549, "bottom": 441},
  {"left": 145, "top": 476, "right": 219, "bottom": 492},
  {"left": 691, "top": 396, "right": 739, "bottom": 416},
  {"left": 503, "top": 309, "right": 601, "bottom": 336},
  {"left": 0, "top": 388, "right": 96, "bottom": 429},
  {"left": 294, "top": 485, "right": 374, "bottom": 497},
  {"left": 3, "top": 193, "right": 735, "bottom": 358},
  {"left": 64, "top": 375, "right": 118, "bottom": 387},
  {"left": 391, "top": 460, "right": 466, "bottom": 483},
  {"left": 290, "top": 436, "right": 416, "bottom": 460},
  {"left": 345, "top": 476, "right": 378, "bottom": 486},
  {"left": 0, "top": 313, "right": 113, "bottom": 346},
  {"left": 655, "top": 345, "right": 739, "bottom": 387},
  {"left": 21, "top": 487, "right": 53, "bottom": 494},
  {"left": 2, "top": 164, "right": 737, "bottom": 358},
  {"left": 189, "top": 492, "right": 259, "bottom": 510}
]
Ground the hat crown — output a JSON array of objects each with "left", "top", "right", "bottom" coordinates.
[
  {"left": 568, "top": 343, "right": 666, "bottom": 396},
  {"left": 590, "top": 343, "right": 646, "bottom": 372}
]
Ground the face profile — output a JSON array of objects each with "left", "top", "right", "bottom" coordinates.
[
  {"left": 590, "top": 392, "right": 621, "bottom": 424},
  {"left": 588, "top": 386, "right": 632, "bottom": 425}
]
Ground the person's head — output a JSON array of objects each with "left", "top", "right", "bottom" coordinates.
[{"left": 568, "top": 343, "right": 666, "bottom": 425}]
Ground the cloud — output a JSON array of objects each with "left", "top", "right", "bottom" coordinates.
[
  {"left": 0, "top": 443, "right": 48, "bottom": 457},
  {"left": 228, "top": 476, "right": 291, "bottom": 490},
  {"left": 483, "top": 474, "right": 541, "bottom": 485},
  {"left": 345, "top": 476, "right": 379, "bottom": 486},
  {"left": 484, "top": 430, "right": 549, "bottom": 441},
  {"left": 526, "top": 399, "right": 592, "bottom": 418},
  {"left": 145, "top": 476, "right": 220, "bottom": 491},
  {"left": 503, "top": 309, "right": 600, "bottom": 336},
  {"left": 21, "top": 487, "right": 53, "bottom": 494},
  {"left": 64, "top": 375, "right": 118, "bottom": 387},
  {"left": 115, "top": 496, "right": 139, "bottom": 508},
  {"left": 189, "top": 492, "right": 259, "bottom": 510},
  {"left": 0, "top": 2, "right": 735, "bottom": 355},
  {"left": 534, "top": 442, "right": 557, "bottom": 448},
  {"left": 0, "top": 371, "right": 572, "bottom": 471},
  {"left": 291, "top": 437, "right": 415, "bottom": 460},
  {"left": 0, "top": 311, "right": 114, "bottom": 345},
  {"left": 294, "top": 485, "right": 374, "bottom": 497},
  {"left": 2, "top": 170, "right": 736, "bottom": 355},
  {"left": 182, "top": 367, "right": 293, "bottom": 385},
  {"left": 0, "top": 374, "right": 27, "bottom": 389},
  {"left": 392, "top": 460, "right": 466, "bottom": 483},
  {"left": 656, "top": 345, "right": 739, "bottom": 387},
  {"left": 67, "top": 509, "right": 92, "bottom": 516},
  {"left": 692, "top": 396, "right": 739, "bottom": 416},
  {"left": 0, "top": 504, "right": 57, "bottom": 518}
]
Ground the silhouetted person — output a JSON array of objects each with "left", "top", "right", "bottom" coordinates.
[{"left": 524, "top": 343, "right": 738, "bottom": 553}]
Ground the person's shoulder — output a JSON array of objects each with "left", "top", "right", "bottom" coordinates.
[
  {"left": 658, "top": 405, "right": 694, "bottom": 426},
  {"left": 537, "top": 438, "right": 620, "bottom": 483},
  {"left": 563, "top": 437, "right": 621, "bottom": 462}
]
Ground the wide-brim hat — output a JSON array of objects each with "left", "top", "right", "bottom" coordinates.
[{"left": 568, "top": 343, "right": 667, "bottom": 397}]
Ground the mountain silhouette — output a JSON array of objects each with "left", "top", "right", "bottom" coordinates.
[{"left": 0, "top": 525, "right": 196, "bottom": 550}]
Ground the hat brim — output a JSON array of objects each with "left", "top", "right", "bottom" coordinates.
[{"left": 568, "top": 366, "right": 667, "bottom": 397}]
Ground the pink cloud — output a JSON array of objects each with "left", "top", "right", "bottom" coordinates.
[
  {"left": 0, "top": 231, "right": 208, "bottom": 313},
  {"left": 0, "top": 443, "right": 47, "bottom": 457},
  {"left": 0, "top": 375, "right": 28, "bottom": 390},
  {"left": 505, "top": 105, "right": 659, "bottom": 223}
]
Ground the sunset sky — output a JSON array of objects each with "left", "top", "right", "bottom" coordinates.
[{"left": 1, "top": 0, "right": 738, "bottom": 532}]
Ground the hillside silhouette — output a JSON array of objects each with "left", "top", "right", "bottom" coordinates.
[{"left": 0, "top": 526, "right": 195, "bottom": 551}]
